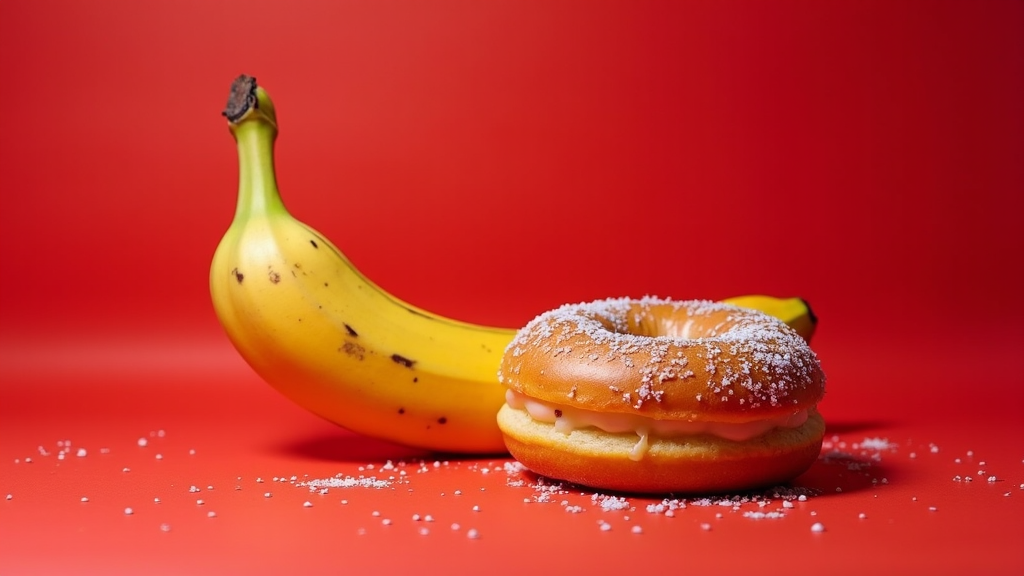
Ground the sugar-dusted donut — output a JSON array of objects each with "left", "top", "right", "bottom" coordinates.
[{"left": 496, "top": 297, "right": 826, "bottom": 493}]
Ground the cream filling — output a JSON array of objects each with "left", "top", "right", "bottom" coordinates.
[{"left": 505, "top": 389, "right": 809, "bottom": 461}]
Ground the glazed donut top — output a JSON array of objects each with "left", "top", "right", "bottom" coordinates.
[{"left": 498, "top": 297, "right": 825, "bottom": 423}]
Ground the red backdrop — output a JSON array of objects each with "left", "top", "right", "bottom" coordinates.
[
  {"left": 2, "top": 4, "right": 1024, "bottom": 573},
  {"left": 1, "top": 0, "right": 1022, "bottom": 412}
]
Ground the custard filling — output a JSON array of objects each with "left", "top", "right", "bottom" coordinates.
[{"left": 505, "top": 389, "right": 809, "bottom": 461}]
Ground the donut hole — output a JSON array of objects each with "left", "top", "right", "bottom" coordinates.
[{"left": 596, "top": 304, "right": 715, "bottom": 340}]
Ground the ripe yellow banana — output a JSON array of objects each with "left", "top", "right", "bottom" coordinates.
[
  {"left": 721, "top": 295, "right": 817, "bottom": 343},
  {"left": 210, "top": 75, "right": 819, "bottom": 455}
]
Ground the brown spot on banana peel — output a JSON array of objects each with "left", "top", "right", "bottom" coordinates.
[
  {"left": 344, "top": 324, "right": 358, "bottom": 337},
  {"left": 391, "top": 354, "right": 416, "bottom": 368},
  {"left": 268, "top": 268, "right": 281, "bottom": 284},
  {"left": 232, "top": 268, "right": 244, "bottom": 284},
  {"left": 340, "top": 342, "right": 365, "bottom": 360},
  {"left": 310, "top": 239, "right": 318, "bottom": 249}
]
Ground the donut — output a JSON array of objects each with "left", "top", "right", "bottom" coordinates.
[{"left": 496, "top": 297, "right": 826, "bottom": 494}]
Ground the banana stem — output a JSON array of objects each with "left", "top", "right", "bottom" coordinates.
[
  {"left": 230, "top": 120, "right": 288, "bottom": 220},
  {"left": 223, "top": 75, "right": 287, "bottom": 221}
]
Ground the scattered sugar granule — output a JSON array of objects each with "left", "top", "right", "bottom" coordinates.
[
  {"left": 124, "top": 507, "right": 134, "bottom": 515},
  {"left": 744, "top": 511, "right": 786, "bottom": 519},
  {"left": 5, "top": 494, "right": 11, "bottom": 501},
  {"left": 700, "top": 523, "right": 712, "bottom": 531},
  {"left": 76, "top": 448, "right": 87, "bottom": 457},
  {"left": 303, "top": 501, "right": 313, "bottom": 508},
  {"left": 137, "top": 438, "right": 148, "bottom": 447},
  {"left": 381, "top": 518, "right": 392, "bottom": 526},
  {"left": 341, "top": 500, "right": 348, "bottom": 505},
  {"left": 424, "top": 515, "right": 434, "bottom": 522},
  {"left": 798, "top": 495, "right": 808, "bottom": 502},
  {"left": 858, "top": 513, "right": 867, "bottom": 519},
  {"left": 419, "top": 527, "right": 429, "bottom": 536},
  {"left": 160, "top": 523, "right": 171, "bottom": 532},
  {"left": 81, "top": 497, "right": 89, "bottom": 503},
  {"left": 783, "top": 501, "right": 795, "bottom": 509},
  {"left": 599, "top": 521, "right": 612, "bottom": 532},
  {"left": 631, "top": 525, "right": 643, "bottom": 534},
  {"left": 860, "top": 437, "right": 892, "bottom": 450},
  {"left": 593, "top": 494, "right": 630, "bottom": 511},
  {"left": 371, "top": 511, "right": 381, "bottom": 517},
  {"left": 207, "top": 511, "right": 217, "bottom": 518},
  {"left": 451, "top": 523, "right": 461, "bottom": 531},
  {"left": 189, "top": 486, "right": 200, "bottom": 493},
  {"left": 988, "top": 476, "right": 997, "bottom": 483},
  {"left": 264, "top": 492, "right": 272, "bottom": 498},
  {"left": 472, "top": 505, "right": 480, "bottom": 511},
  {"left": 412, "top": 514, "right": 422, "bottom": 521},
  {"left": 189, "top": 449, "right": 196, "bottom": 455},
  {"left": 467, "top": 528, "right": 480, "bottom": 539},
  {"left": 155, "top": 454, "right": 163, "bottom": 460},
  {"left": 929, "top": 506, "right": 937, "bottom": 512},
  {"left": 810, "top": 522, "right": 825, "bottom": 533},
  {"left": 154, "top": 498, "right": 161, "bottom": 503},
  {"left": 298, "top": 476, "right": 392, "bottom": 490}
]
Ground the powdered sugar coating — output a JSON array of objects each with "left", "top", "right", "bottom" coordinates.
[{"left": 499, "top": 297, "right": 825, "bottom": 420}]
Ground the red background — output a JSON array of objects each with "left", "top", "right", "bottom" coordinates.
[{"left": 1, "top": 1, "right": 1022, "bottom": 574}]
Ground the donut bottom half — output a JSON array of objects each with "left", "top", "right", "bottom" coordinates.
[{"left": 497, "top": 404, "right": 825, "bottom": 495}]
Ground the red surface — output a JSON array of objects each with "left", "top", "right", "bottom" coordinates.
[{"left": 1, "top": 1, "right": 1023, "bottom": 574}]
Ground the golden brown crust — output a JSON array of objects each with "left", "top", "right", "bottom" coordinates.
[
  {"left": 497, "top": 404, "right": 825, "bottom": 494},
  {"left": 498, "top": 298, "right": 825, "bottom": 422}
]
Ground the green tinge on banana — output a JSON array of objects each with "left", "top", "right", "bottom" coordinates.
[{"left": 210, "top": 75, "right": 818, "bottom": 455}]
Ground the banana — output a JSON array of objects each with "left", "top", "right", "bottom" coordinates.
[
  {"left": 721, "top": 295, "right": 817, "bottom": 342},
  {"left": 210, "top": 75, "right": 819, "bottom": 455}
]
